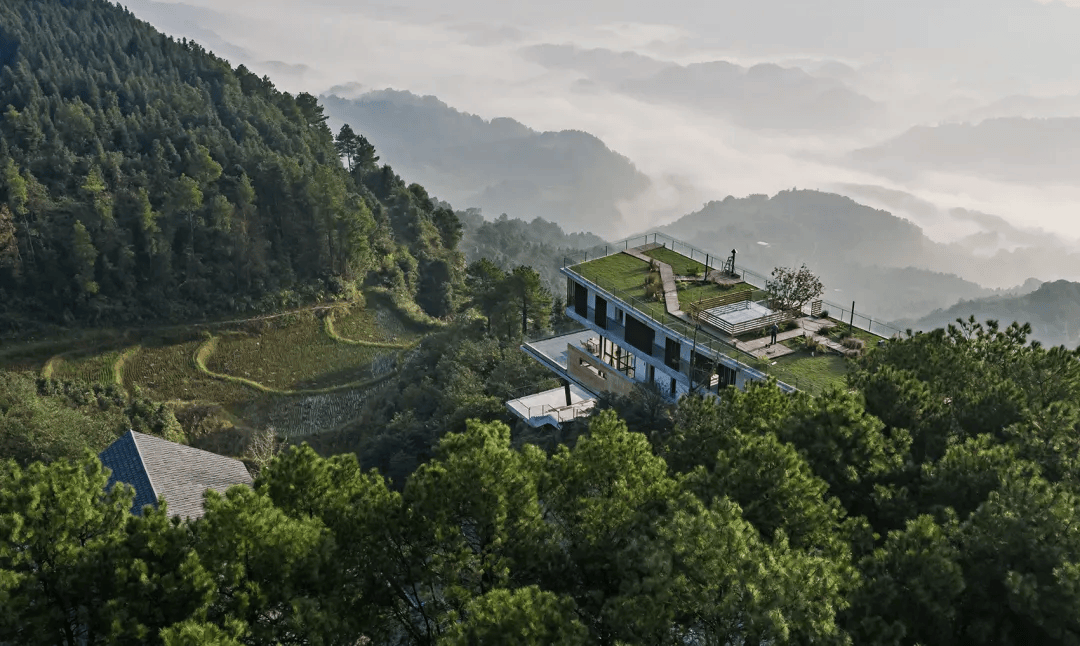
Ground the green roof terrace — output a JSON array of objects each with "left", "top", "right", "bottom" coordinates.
[{"left": 562, "top": 233, "right": 892, "bottom": 395}]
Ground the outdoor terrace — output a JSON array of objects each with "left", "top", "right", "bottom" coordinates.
[{"left": 564, "top": 236, "right": 889, "bottom": 395}]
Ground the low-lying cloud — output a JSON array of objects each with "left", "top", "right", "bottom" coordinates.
[{"left": 124, "top": 0, "right": 1080, "bottom": 286}]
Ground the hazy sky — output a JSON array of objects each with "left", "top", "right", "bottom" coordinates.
[{"left": 125, "top": 0, "right": 1080, "bottom": 244}]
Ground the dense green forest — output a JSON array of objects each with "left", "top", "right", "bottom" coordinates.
[
  {"left": 4, "top": 319, "right": 1080, "bottom": 645},
  {"left": 0, "top": 0, "right": 462, "bottom": 331},
  {"left": 2, "top": 1, "right": 1079, "bottom": 645},
  {"left": 458, "top": 209, "right": 607, "bottom": 296}
]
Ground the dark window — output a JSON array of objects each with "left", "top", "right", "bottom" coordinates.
[
  {"left": 717, "top": 364, "right": 737, "bottom": 391},
  {"left": 647, "top": 363, "right": 655, "bottom": 384},
  {"left": 595, "top": 295, "right": 607, "bottom": 329},
  {"left": 624, "top": 314, "right": 655, "bottom": 355},
  {"left": 691, "top": 351, "right": 713, "bottom": 386},
  {"left": 573, "top": 281, "right": 588, "bottom": 316},
  {"left": 665, "top": 338, "right": 681, "bottom": 370},
  {"left": 670, "top": 377, "right": 677, "bottom": 397}
]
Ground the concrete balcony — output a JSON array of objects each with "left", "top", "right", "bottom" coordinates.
[{"left": 506, "top": 384, "right": 596, "bottom": 429}]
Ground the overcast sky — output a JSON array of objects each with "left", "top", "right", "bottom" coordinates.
[{"left": 124, "top": 0, "right": 1080, "bottom": 246}]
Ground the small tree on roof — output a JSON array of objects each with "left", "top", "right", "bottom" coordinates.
[{"left": 767, "top": 264, "right": 823, "bottom": 314}]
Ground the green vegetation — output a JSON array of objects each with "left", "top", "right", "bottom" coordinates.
[
  {"left": 6, "top": 319, "right": 1080, "bottom": 645},
  {"left": 573, "top": 253, "right": 652, "bottom": 294},
  {"left": 643, "top": 246, "right": 707, "bottom": 275},
  {"left": 458, "top": 211, "right": 608, "bottom": 297},
  {"left": 203, "top": 319, "right": 398, "bottom": 391},
  {"left": 325, "top": 292, "right": 427, "bottom": 346},
  {"left": 124, "top": 339, "right": 252, "bottom": 408},
  {"left": 47, "top": 349, "right": 123, "bottom": 386},
  {"left": 0, "top": 0, "right": 464, "bottom": 332},
  {"left": 571, "top": 253, "right": 666, "bottom": 319},
  {"left": 767, "top": 351, "right": 852, "bottom": 393}
]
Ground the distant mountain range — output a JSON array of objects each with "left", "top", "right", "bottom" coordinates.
[
  {"left": 948, "top": 92, "right": 1080, "bottom": 123},
  {"left": 654, "top": 190, "right": 1050, "bottom": 321},
  {"left": 320, "top": 90, "right": 650, "bottom": 238},
  {"left": 318, "top": 87, "right": 1077, "bottom": 326},
  {"left": 851, "top": 117, "right": 1080, "bottom": 185},
  {"left": 896, "top": 280, "right": 1080, "bottom": 349}
]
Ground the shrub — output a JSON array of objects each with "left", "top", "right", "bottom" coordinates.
[
  {"left": 782, "top": 320, "right": 798, "bottom": 332},
  {"left": 804, "top": 336, "right": 823, "bottom": 353},
  {"left": 842, "top": 337, "right": 866, "bottom": 354},
  {"left": 819, "top": 309, "right": 830, "bottom": 319}
]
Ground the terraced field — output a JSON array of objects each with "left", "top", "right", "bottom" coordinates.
[
  {"left": 126, "top": 339, "right": 253, "bottom": 406},
  {"left": 46, "top": 349, "right": 124, "bottom": 386},
  {"left": 329, "top": 296, "right": 427, "bottom": 345},
  {"left": 203, "top": 318, "right": 402, "bottom": 391},
  {"left": 0, "top": 295, "right": 433, "bottom": 448}
]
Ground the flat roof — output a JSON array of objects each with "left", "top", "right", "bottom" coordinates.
[
  {"left": 525, "top": 329, "right": 596, "bottom": 371},
  {"left": 507, "top": 384, "right": 595, "bottom": 422}
]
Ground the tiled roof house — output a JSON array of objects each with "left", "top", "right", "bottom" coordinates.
[{"left": 98, "top": 430, "right": 254, "bottom": 519}]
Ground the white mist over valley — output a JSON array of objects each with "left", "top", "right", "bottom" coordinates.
[{"left": 125, "top": 0, "right": 1080, "bottom": 292}]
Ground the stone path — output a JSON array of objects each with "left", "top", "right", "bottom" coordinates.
[{"left": 624, "top": 247, "right": 682, "bottom": 316}]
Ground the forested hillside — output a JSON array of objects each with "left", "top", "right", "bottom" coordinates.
[
  {"left": 900, "top": 279, "right": 1080, "bottom": 348},
  {"left": 320, "top": 90, "right": 649, "bottom": 238},
  {"left": 658, "top": 190, "right": 1041, "bottom": 319},
  {"left": 0, "top": 0, "right": 462, "bottom": 331},
  {"left": 458, "top": 209, "right": 607, "bottom": 296},
  {"left": 4, "top": 319, "right": 1080, "bottom": 645}
]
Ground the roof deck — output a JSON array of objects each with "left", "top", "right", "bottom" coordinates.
[{"left": 563, "top": 235, "right": 887, "bottom": 394}]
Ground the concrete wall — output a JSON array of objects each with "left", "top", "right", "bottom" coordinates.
[{"left": 567, "top": 344, "right": 636, "bottom": 397}]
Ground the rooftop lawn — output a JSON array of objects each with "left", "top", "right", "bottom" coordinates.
[
  {"left": 643, "top": 247, "right": 708, "bottom": 276},
  {"left": 571, "top": 253, "right": 667, "bottom": 320},
  {"left": 573, "top": 252, "right": 758, "bottom": 319},
  {"left": 822, "top": 318, "right": 887, "bottom": 344},
  {"left": 765, "top": 351, "right": 852, "bottom": 395}
]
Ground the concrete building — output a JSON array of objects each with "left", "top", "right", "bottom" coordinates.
[{"left": 507, "top": 233, "right": 803, "bottom": 428}]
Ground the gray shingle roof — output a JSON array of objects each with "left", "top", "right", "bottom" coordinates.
[{"left": 99, "top": 430, "right": 253, "bottom": 520}]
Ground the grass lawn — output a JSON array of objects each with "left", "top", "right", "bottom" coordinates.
[
  {"left": 573, "top": 253, "right": 652, "bottom": 293},
  {"left": 643, "top": 247, "right": 708, "bottom": 276},
  {"left": 572, "top": 254, "right": 667, "bottom": 320},
  {"left": 823, "top": 318, "right": 886, "bottom": 345},
  {"left": 766, "top": 351, "right": 852, "bottom": 394}
]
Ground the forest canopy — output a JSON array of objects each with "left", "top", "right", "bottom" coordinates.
[
  {"left": 4, "top": 318, "right": 1080, "bottom": 645},
  {"left": 0, "top": 0, "right": 463, "bottom": 330}
]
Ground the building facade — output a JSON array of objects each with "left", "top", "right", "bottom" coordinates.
[{"left": 508, "top": 242, "right": 795, "bottom": 428}]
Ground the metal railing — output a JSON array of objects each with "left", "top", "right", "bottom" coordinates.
[
  {"left": 520, "top": 399, "right": 596, "bottom": 424},
  {"left": 818, "top": 298, "right": 905, "bottom": 339}
]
